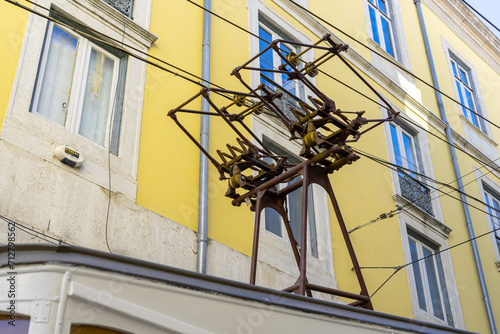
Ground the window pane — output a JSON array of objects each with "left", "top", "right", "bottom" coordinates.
[
  {"left": 402, "top": 132, "right": 416, "bottom": 174},
  {"left": 265, "top": 208, "right": 282, "bottom": 237},
  {"left": 451, "top": 61, "right": 458, "bottom": 77},
  {"left": 464, "top": 89, "right": 479, "bottom": 127},
  {"left": 409, "top": 238, "right": 427, "bottom": 311},
  {"left": 378, "top": 0, "right": 387, "bottom": 15},
  {"left": 455, "top": 81, "right": 468, "bottom": 117},
  {"left": 259, "top": 27, "right": 274, "bottom": 86},
  {"left": 381, "top": 17, "right": 394, "bottom": 57},
  {"left": 79, "top": 48, "right": 115, "bottom": 145},
  {"left": 34, "top": 25, "right": 78, "bottom": 126},
  {"left": 423, "top": 247, "right": 445, "bottom": 320},
  {"left": 280, "top": 44, "right": 296, "bottom": 95},
  {"left": 288, "top": 177, "right": 303, "bottom": 246},
  {"left": 459, "top": 70, "right": 469, "bottom": 87},
  {"left": 390, "top": 124, "right": 402, "bottom": 167},
  {"left": 308, "top": 185, "right": 318, "bottom": 258},
  {"left": 288, "top": 177, "right": 316, "bottom": 252},
  {"left": 369, "top": 6, "right": 380, "bottom": 45}
]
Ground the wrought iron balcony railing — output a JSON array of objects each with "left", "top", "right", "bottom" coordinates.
[
  {"left": 398, "top": 169, "right": 433, "bottom": 216},
  {"left": 101, "top": 0, "right": 133, "bottom": 18},
  {"left": 261, "top": 75, "right": 305, "bottom": 122}
]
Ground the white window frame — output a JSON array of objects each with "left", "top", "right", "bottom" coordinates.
[
  {"left": 442, "top": 39, "right": 498, "bottom": 161},
  {"left": 31, "top": 22, "right": 120, "bottom": 148},
  {"left": 258, "top": 22, "right": 303, "bottom": 97},
  {"left": 476, "top": 168, "right": 500, "bottom": 267},
  {"left": 385, "top": 112, "right": 442, "bottom": 219},
  {"left": 367, "top": 0, "right": 397, "bottom": 60},
  {"left": 483, "top": 190, "right": 500, "bottom": 260},
  {"left": 389, "top": 123, "right": 423, "bottom": 176},
  {"left": 249, "top": 0, "right": 315, "bottom": 100},
  {"left": 450, "top": 57, "right": 484, "bottom": 132},
  {"left": 5, "top": 0, "right": 156, "bottom": 200},
  {"left": 407, "top": 233, "right": 451, "bottom": 325},
  {"left": 398, "top": 213, "right": 465, "bottom": 328}
]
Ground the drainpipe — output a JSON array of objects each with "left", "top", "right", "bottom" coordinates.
[
  {"left": 414, "top": 1, "right": 497, "bottom": 333},
  {"left": 197, "top": 0, "right": 211, "bottom": 274}
]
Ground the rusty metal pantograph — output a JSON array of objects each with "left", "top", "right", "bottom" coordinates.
[{"left": 168, "top": 33, "right": 398, "bottom": 310}]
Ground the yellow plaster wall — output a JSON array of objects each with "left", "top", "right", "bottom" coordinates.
[
  {"left": 0, "top": 2, "right": 28, "bottom": 132},
  {"left": 137, "top": 0, "right": 499, "bottom": 330}
]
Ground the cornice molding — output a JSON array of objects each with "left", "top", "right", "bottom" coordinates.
[
  {"left": 422, "top": 0, "right": 499, "bottom": 74},
  {"left": 69, "top": 0, "right": 158, "bottom": 49}
]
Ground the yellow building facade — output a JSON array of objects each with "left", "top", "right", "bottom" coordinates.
[{"left": 0, "top": 0, "right": 499, "bottom": 333}]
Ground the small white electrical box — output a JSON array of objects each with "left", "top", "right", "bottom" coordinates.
[{"left": 54, "top": 145, "right": 84, "bottom": 168}]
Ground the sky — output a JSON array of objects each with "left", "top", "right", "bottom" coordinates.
[{"left": 463, "top": 0, "right": 500, "bottom": 38}]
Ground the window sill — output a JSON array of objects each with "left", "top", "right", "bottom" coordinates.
[
  {"left": 459, "top": 114, "right": 499, "bottom": 161},
  {"left": 393, "top": 194, "right": 452, "bottom": 238},
  {"left": 367, "top": 38, "right": 400, "bottom": 65}
]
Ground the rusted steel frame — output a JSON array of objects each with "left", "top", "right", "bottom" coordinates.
[
  {"left": 273, "top": 38, "right": 333, "bottom": 51},
  {"left": 309, "top": 53, "right": 335, "bottom": 69},
  {"left": 283, "top": 282, "right": 371, "bottom": 303},
  {"left": 236, "top": 102, "right": 264, "bottom": 119},
  {"left": 250, "top": 189, "right": 311, "bottom": 295},
  {"left": 328, "top": 187, "right": 373, "bottom": 310},
  {"left": 173, "top": 109, "right": 221, "bottom": 116},
  {"left": 358, "top": 112, "right": 400, "bottom": 136},
  {"left": 169, "top": 115, "right": 221, "bottom": 169},
  {"left": 201, "top": 90, "right": 256, "bottom": 150},
  {"left": 294, "top": 35, "right": 327, "bottom": 58},
  {"left": 306, "top": 283, "right": 370, "bottom": 302},
  {"left": 168, "top": 89, "right": 205, "bottom": 117},
  {"left": 269, "top": 42, "right": 331, "bottom": 107},
  {"left": 231, "top": 72, "right": 295, "bottom": 129},
  {"left": 235, "top": 119, "right": 274, "bottom": 156},
  {"left": 208, "top": 86, "right": 257, "bottom": 98},
  {"left": 243, "top": 67, "right": 293, "bottom": 74},
  {"left": 282, "top": 283, "right": 299, "bottom": 293},
  {"left": 349, "top": 300, "right": 369, "bottom": 307},
  {"left": 250, "top": 189, "right": 265, "bottom": 285},
  {"left": 276, "top": 178, "right": 303, "bottom": 197},
  {"left": 231, "top": 145, "right": 340, "bottom": 206},
  {"left": 299, "top": 163, "right": 309, "bottom": 296}
]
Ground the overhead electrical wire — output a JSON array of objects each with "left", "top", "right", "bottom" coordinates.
[
  {"left": 8, "top": 0, "right": 500, "bottom": 214},
  {"left": 179, "top": 0, "right": 500, "bottom": 168},
  {"left": 370, "top": 224, "right": 500, "bottom": 298},
  {"left": 0, "top": 214, "right": 70, "bottom": 245},
  {"left": 347, "top": 151, "right": 500, "bottom": 297},
  {"left": 286, "top": 0, "right": 500, "bottom": 131},
  {"left": 8, "top": 0, "right": 500, "bottom": 255}
]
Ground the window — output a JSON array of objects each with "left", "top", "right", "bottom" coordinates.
[
  {"left": 389, "top": 123, "right": 433, "bottom": 216},
  {"left": 407, "top": 230, "right": 453, "bottom": 325},
  {"left": 263, "top": 142, "right": 318, "bottom": 258},
  {"left": 31, "top": 16, "right": 127, "bottom": 153},
  {"left": 367, "top": 0, "right": 396, "bottom": 58},
  {"left": 450, "top": 57, "right": 484, "bottom": 132},
  {"left": 258, "top": 22, "right": 302, "bottom": 97},
  {"left": 483, "top": 189, "right": 500, "bottom": 255}
]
